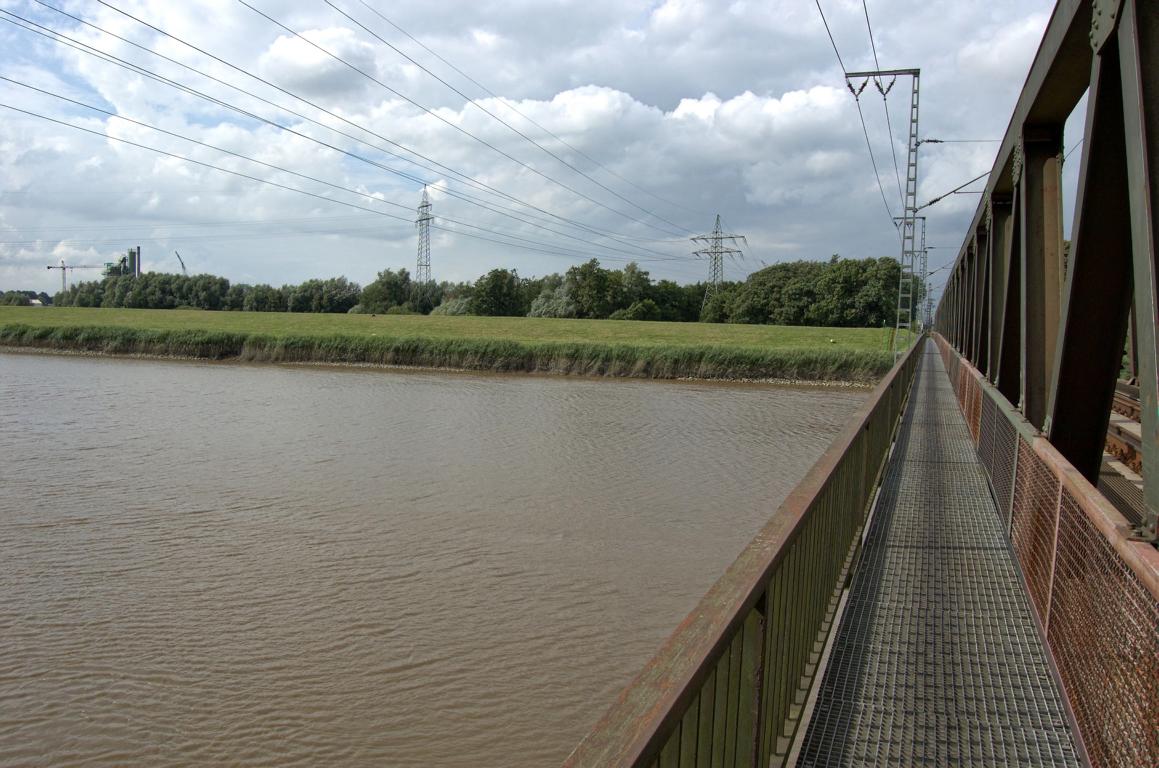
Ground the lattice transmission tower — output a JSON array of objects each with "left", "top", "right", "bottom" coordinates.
[
  {"left": 918, "top": 216, "right": 929, "bottom": 328},
  {"left": 691, "top": 215, "right": 746, "bottom": 310},
  {"left": 847, "top": 67, "right": 921, "bottom": 355},
  {"left": 896, "top": 215, "right": 928, "bottom": 329},
  {"left": 416, "top": 186, "right": 432, "bottom": 284}
]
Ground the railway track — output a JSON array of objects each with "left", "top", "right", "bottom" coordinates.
[{"left": 1107, "top": 381, "right": 1142, "bottom": 473}]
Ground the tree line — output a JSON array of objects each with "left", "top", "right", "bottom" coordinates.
[
  {"left": 49, "top": 255, "right": 913, "bottom": 326},
  {"left": 1, "top": 290, "right": 53, "bottom": 306}
]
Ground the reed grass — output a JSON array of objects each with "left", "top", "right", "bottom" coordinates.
[{"left": 0, "top": 308, "right": 901, "bottom": 383}]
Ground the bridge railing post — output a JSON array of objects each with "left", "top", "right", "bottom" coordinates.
[{"left": 563, "top": 342, "right": 923, "bottom": 768}]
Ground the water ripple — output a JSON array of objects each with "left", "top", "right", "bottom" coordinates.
[{"left": 0, "top": 353, "right": 864, "bottom": 767}]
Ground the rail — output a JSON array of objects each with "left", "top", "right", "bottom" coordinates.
[
  {"left": 934, "top": 333, "right": 1159, "bottom": 768},
  {"left": 563, "top": 339, "right": 921, "bottom": 768}
]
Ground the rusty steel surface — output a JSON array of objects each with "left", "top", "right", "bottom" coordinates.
[
  {"left": 1110, "top": 387, "right": 1141, "bottom": 420},
  {"left": 1104, "top": 427, "right": 1142, "bottom": 473},
  {"left": 561, "top": 342, "right": 922, "bottom": 768},
  {"left": 1050, "top": 487, "right": 1159, "bottom": 768},
  {"left": 1012, "top": 434, "right": 1064, "bottom": 621}
]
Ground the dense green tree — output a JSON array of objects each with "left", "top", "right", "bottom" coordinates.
[
  {"left": 360, "top": 268, "right": 411, "bottom": 313},
  {"left": 648, "top": 280, "right": 701, "bottom": 322},
  {"left": 430, "top": 296, "right": 472, "bottom": 315},
  {"left": 528, "top": 286, "right": 577, "bottom": 318},
  {"left": 244, "top": 283, "right": 283, "bottom": 312},
  {"left": 224, "top": 283, "right": 250, "bottom": 311},
  {"left": 407, "top": 281, "right": 443, "bottom": 314},
  {"left": 0, "top": 291, "right": 31, "bottom": 305},
  {"left": 41, "top": 254, "right": 907, "bottom": 327},
  {"left": 700, "top": 290, "right": 732, "bottom": 323},
  {"left": 470, "top": 268, "right": 524, "bottom": 316},
  {"left": 619, "top": 263, "right": 651, "bottom": 307},
  {"left": 609, "top": 298, "right": 661, "bottom": 321},
  {"left": 564, "top": 259, "right": 613, "bottom": 318},
  {"left": 286, "top": 278, "right": 359, "bottom": 313}
]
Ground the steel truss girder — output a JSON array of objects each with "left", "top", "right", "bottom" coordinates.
[{"left": 932, "top": 0, "right": 1159, "bottom": 540}]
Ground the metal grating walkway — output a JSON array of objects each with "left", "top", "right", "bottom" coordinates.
[{"left": 797, "top": 343, "right": 1081, "bottom": 767}]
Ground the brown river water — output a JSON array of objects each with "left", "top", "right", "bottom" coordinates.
[{"left": 0, "top": 352, "right": 864, "bottom": 767}]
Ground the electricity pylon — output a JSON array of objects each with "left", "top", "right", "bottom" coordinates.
[
  {"left": 847, "top": 67, "right": 921, "bottom": 355},
  {"left": 416, "top": 186, "right": 432, "bottom": 284},
  {"left": 691, "top": 215, "right": 746, "bottom": 310},
  {"left": 895, "top": 215, "right": 928, "bottom": 329}
]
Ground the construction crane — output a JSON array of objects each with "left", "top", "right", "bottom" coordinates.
[
  {"left": 174, "top": 250, "right": 187, "bottom": 275},
  {"left": 46, "top": 258, "right": 102, "bottom": 293}
]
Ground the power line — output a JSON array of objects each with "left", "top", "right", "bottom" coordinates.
[
  {"left": 0, "top": 101, "right": 684, "bottom": 266},
  {"left": 324, "top": 0, "right": 695, "bottom": 234},
  {"left": 3, "top": 213, "right": 385, "bottom": 233},
  {"left": 7, "top": 6, "right": 684, "bottom": 258},
  {"left": 229, "top": 0, "right": 686, "bottom": 236},
  {"left": 861, "top": 0, "right": 905, "bottom": 206},
  {"left": 814, "top": 1, "right": 898, "bottom": 231},
  {"left": 52, "top": 3, "right": 666, "bottom": 249},
  {"left": 353, "top": 0, "right": 700, "bottom": 218},
  {"left": 0, "top": 227, "right": 391, "bottom": 247}
]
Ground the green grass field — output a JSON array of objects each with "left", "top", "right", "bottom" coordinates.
[{"left": 0, "top": 307, "right": 916, "bottom": 382}]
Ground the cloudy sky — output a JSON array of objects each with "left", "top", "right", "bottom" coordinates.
[{"left": 0, "top": 0, "right": 1082, "bottom": 300}]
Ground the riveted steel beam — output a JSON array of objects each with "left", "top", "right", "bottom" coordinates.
[
  {"left": 1047, "top": 45, "right": 1133, "bottom": 483},
  {"left": 987, "top": 196, "right": 1013, "bottom": 381},
  {"left": 1020, "top": 125, "right": 1065, "bottom": 430}
]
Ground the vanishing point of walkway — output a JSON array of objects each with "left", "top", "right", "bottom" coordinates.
[{"left": 797, "top": 343, "right": 1082, "bottom": 767}]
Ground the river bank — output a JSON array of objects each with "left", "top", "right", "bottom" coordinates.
[{"left": 0, "top": 308, "right": 898, "bottom": 383}]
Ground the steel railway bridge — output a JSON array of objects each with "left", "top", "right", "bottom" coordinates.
[{"left": 563, "top": 2, "right": 1158, "bottom": 766}]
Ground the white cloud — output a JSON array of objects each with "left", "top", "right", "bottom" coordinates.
[
  {"left": 258, "top": 27, "right": 379, "bottom": 102},
  {"left": 0, "top": 0, "right": 1058, "bottom": 295}
]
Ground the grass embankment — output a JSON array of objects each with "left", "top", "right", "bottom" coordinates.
[{"left": 0, "top": 307, "right": 904, "bottom": 383}]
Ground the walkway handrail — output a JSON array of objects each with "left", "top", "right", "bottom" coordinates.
[
  {"left": 563, "top": 340, "right": 922, "bottom": 768},
  {"left": 934, "top": 332, "right": 1159, "bottom": 768}
]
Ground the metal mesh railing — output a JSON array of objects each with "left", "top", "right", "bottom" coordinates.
[
  {"left": 978, "top": 380, "right": 996, "bottom": 471},
  {"left": 1011, "top": 435, "right": 1062, "bottom": 620},
  {"left": 968, "top": 375, "right": 983, "bottom": 444},
  {"left": 990, "top": 393, "right": 1019, "bottom": 529},
  {"left": 563, "top": 344, "right": 922, "bottom": 768},
  {"left": 1050, "top": 487, "right": 1159, "bottom": 767},
  {"left": 933, "top": 332, "right": 1159, "bottom": 768}
]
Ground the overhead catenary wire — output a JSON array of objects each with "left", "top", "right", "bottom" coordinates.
[
  {"left": 352, "top": 0, "right": 700, "bottom": 218},
  {"left": 860, "top": 0, "right": 905, "bottom": 207},
  {"left": 852, "top": 95, "right": 899, "bottom": 226},
  {"left": 323, "top": 0, "right": 695, "bottom": 234},
  {"left": 915, "top": 170, "right": 989, "bottom": 212},
  {"left": 9, "top": 5, "right": 686, "bottom": 256},
  {"left": 226, "top": 0, "right": 687, "bottom": 237},
  {"left": 815, "top": 0, "right": 848, "bottom": 71},
  {"left": 918, "top": 138, "right": 1001, "bottom": 144},
  {"left": 814, "top": 0, "right": 899, "bottom": 233}
]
